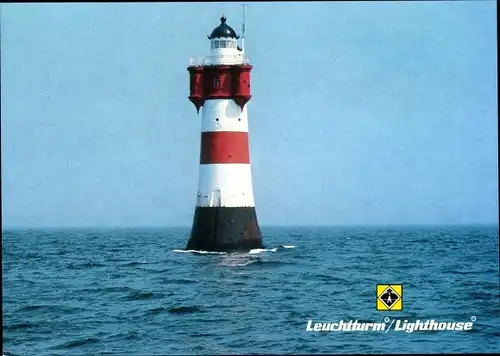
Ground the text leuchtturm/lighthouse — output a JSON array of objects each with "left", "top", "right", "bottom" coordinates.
[{"left": 185, "top": 16, "right": 264, "bottom": 252}]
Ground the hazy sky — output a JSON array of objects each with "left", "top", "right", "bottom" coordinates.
[{"left": 1, "top": 2, "right": 498, "bottom": 228}]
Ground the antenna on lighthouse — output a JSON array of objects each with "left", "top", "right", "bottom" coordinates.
[{"left": 241, "top": 3, "right": 246, "bottom": 53}]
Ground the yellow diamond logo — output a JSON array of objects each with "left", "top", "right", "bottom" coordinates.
[{"left": 377, "top": 284, "right": 403, "bottom": 311}]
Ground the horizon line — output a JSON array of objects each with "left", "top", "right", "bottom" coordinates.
[{"left": 2, "top": 222, "right": 499, "bottom": 231}]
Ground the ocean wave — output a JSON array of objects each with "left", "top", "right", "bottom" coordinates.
[
  {"left": 123, "top": 290, "right": 158, "bottom": 301},
  {"left": 167, "top": 306, "right": 202, "bottom": 314},
  {"left": 15, "top": 304, "right": 84, "bottom": 313},
  {"left": 144, "top": 307, "right": 166, "bottom": 315},
  {"left": 168, "top": 278, "right": 198, "bottom": 284},
  {"left": 67, "top": 261, "right": 106, "bottom": 269},
  {"left": 120, "top": 261, "right": 149, "bottom": 267},
  {"left": 51, "top": 337, "right": 100, "bottom": 349},
  {"left": 4, "top": 323, "right": 34, "bottom": 331}
]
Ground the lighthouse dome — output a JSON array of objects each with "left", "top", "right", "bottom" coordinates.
[{"left": 208, "top": 16, "right": 239, "bottom": 39}]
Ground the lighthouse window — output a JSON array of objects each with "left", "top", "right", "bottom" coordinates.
[
  {"left": 214, "top": 76, "right": 221, "bottom": 88},
  {"left": 212, "top": 39, "right": 237, "bottom": 49}
]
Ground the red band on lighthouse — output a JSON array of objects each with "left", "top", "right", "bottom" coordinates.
[{"left": 200, "top": 131, "right": 250, "bottom": 164}]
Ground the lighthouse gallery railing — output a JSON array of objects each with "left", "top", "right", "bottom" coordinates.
[{"left": 188, "top": 54, "right": 250, "bottom": 67}]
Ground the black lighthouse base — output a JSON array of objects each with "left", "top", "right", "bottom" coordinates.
[{"left": 186, "top": 207, "right": 264, "bottom": 252}]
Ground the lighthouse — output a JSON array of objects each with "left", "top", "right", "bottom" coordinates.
[{"left": 185, "top": 15, "right": 264, "bottom": 252}]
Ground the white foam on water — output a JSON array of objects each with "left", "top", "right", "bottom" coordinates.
[
  {"left": 173, "top": 246, "right": 282, "bottom": 257},
  {"left": 248, "top": 248, "right": 277, "bottom": 254},
  {"left": 218, "top": 251, "right": 260, "bottom": 267},
  {"left": 218, "top": 258, "right": 258, "bottom": 267},
  {"left": 172, "top": 249, "right": 227, "bottom": 255}
]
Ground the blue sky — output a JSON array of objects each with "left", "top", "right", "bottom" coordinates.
[{"left": 1, "top": 2, "right": 497, "bottom": 227}]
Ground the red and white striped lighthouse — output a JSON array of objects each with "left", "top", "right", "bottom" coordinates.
[{"left": 185, "top": 15, "right": 263, "bottom": 251}]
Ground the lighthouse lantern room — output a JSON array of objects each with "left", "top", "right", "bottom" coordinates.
[{"left": 185, "top": 15, "right": 264, "bottom": 252}]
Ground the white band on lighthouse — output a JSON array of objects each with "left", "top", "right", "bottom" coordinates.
[
  {"left": 201, "top": 99, "right": 249, "bottom": 133},
  {"left": 196, "top": 164, "right": 255, "bottom": 207}
]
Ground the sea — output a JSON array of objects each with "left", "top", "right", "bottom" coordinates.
[{"left": 2, "top": 225, "right": 499, "bottom": 355}]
